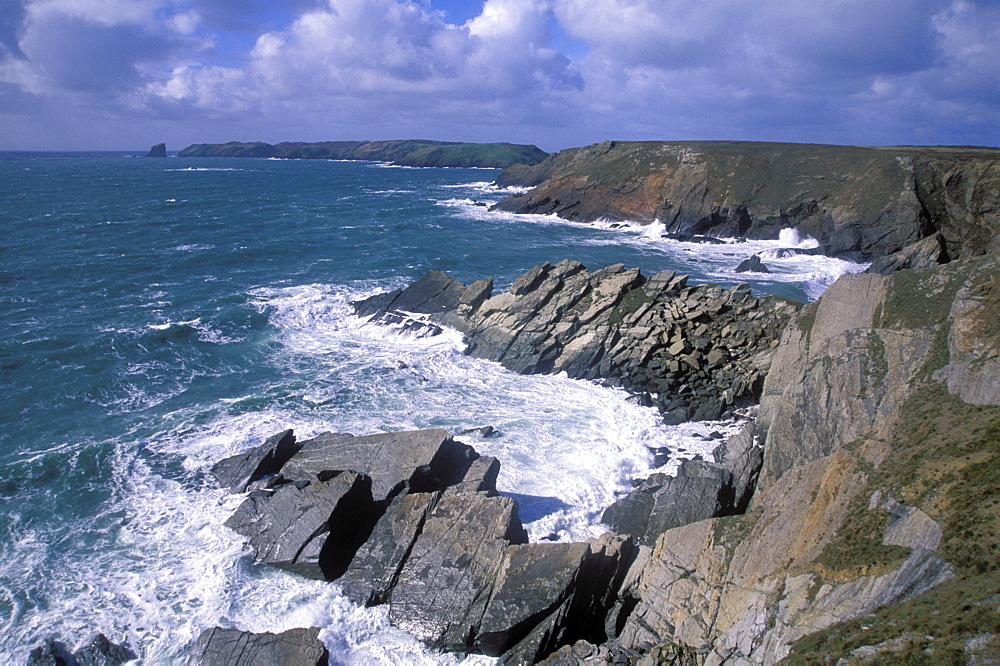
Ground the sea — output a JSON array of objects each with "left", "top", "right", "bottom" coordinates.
[{"left": 0, "top": 153, "right": 867, "bottom": 663}]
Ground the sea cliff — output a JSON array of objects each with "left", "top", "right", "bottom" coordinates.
[
  {"left": 177, "top": 139, "right": 548, "bottom": 168},
  {"left": 493, "top": 141, "right": 1000, "bottom": 263}
]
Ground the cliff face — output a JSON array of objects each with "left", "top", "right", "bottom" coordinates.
[
  {"left": 177, "top": 139, "right": 548, "bottom": 168},
  {"left": 493, "top": 141, "right": 1000, "bottom": 262},
  {"left": 610, "top": 255, "right": 1000, "bottom": 664}
]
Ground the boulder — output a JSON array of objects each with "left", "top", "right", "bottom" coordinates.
[
  {"left": 187, "top": 627, "right": 327, "bottom": 666},
  {"left": 476, "top": 542, "right": 591, "bottom": 656},
  {"left": 735, "top": 255, "right": 770, "bottom": 273},
  {"left": 211, "top": 429, "right": 299, "bottom": 493},
  {"left": 224, "top": 471, "right": 373, "bottom": 579}
]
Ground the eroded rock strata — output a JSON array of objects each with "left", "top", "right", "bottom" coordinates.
[
  {"left": 198, "top": 254, "right": 998, "bottom": 664},
  {"left": 353, "top": 263, "right": 799, "bottom": 423},
  {"left": 493, "top": 141, "right": 1000, "bottom": 263}
]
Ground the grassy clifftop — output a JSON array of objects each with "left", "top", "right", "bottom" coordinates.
[
  {"left": 493, "top": 140, "right": 1000, "bottom": 262},
  {"left": 177, "top": 139, "right": 548, "bottom": 169}
]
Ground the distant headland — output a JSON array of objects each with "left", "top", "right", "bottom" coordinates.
[{"left": 176, "top": 139, "right": 548, "bottom": 168}]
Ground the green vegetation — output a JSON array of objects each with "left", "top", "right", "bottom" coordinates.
[
  {"left": 814, "top": 488, "right": 912, "bottom": 572},
  {"left": 177, "top": 139, "right": 548, "bottom": 168}
]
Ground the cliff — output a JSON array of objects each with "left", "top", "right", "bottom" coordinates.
[
  {"left": 606, "top": 254, "right": 999, "bottom": 664},
  {"left": 177, "top": 139, "right": 548, "bottom": 168},
  {"left": 493, "top": 141, "right": 1000, "bottom": 262}
]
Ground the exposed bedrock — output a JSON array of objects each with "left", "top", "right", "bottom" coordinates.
[
  {"left": 493, "top": 141, "right": 1000, "bottom": 263},
  {"left": 186, "top": 627, "right": 328, "bottom": 666},
  {"left": 209, "top": 427, "right": 637, "bottom": 663},
  {"left": 598, "top": 254, "right": 1000, "bottom": 664},
  {"left": 353, "top": 262, "right": 799, "bottom": 424}
]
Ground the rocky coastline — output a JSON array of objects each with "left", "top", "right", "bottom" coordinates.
[
  {"left": 186, "top": 250, "right": 995, "bottom": 664},
  {"left": 492, "top": 141, "right": 1000, "bottom": 264},
  {"left": 28, "top": 144, "right": 999, "bottom": 664}
]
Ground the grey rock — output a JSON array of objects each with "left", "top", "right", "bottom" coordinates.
[
  {"left": 735, "top": 255, "right": 770, "bottom": 273},
  {"left": 187, "top": 626, "right": 328, "bottom": 666},
  {"left": 224, "top": 471, "right": 373, "bottom": 579},
  {"left": 712, "top": 421, "right": 762, "bottom": 513},
  {"left": 477, "top": 542, "right": 590, "bottom": 656},
  {"left": 279, "top": 429, "right": 478, "bottom": 500},
  {"left": 73, "top": 635, "right": 136, "bottom": 665},
  {"left": 337, "top": 491, "right": 441, "bottom": 606},
  {"left": 602, "top": 460, "right": 734, "bottom": 546},
  {"left": 444, "top": 455, "right": 500, "bottom": 496},
  {"left": 27, "top": 639, "right": 73, "bottom": 666},
  {"left": 389, "top": 493, "right": 529, "bottom": 650},
  {"left": 866, "top": 232, "right": 948, "bottom": 274},
  {"left": 145, "top": 143, "right": 166, "bottom": 157},
  {"left": 211, "top": 429, "right": 299, "bottom": 493}
]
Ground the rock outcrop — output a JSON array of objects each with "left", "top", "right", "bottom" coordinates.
[
  {"left": 209, "top": 427, "right": 636, "bottom": 662},
  {"left": 353, "top": 262, "right": 798, "bottom": 423},
  {"left": 27, "top": 634, "right": 135, "bottom": 666},
  {"left": 187, "top": 627, "right": 328, "bottom": 666},
  {"left": 587, "top": 254, "right": 1000, "bottom": 664},
  {"left": 144, "top": 143, "right": 166, "bottom": 157},
  {"left": 178, "top": 139, "right": 548, "bottom": 168},
  {"left": 493, "top": 141, "right": 1000, "bottom": 263}
]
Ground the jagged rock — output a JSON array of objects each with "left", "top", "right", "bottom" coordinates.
[
  {"left": 187, "top": 626, "right": 328, "bottom": 665},
  {"left": 865, "top": 232, "right": 948, "bottom": 274},
  {"left": 477, "top": 542, "right": 591, "bottom": 656},
  {"left": 278, "top": 429, "right": 477, "bottom": 500},
  {"left": 224, "top": 471, "right": 373, "bottom": 579},
  {"left": 712, "top": 422, "right": 762, "bottom": 513},
  {"left": 27, "top": 638, "right": 73, "bottom": 665},
  {"left": 27, "top": 634, "right": 134, "bottom": 666},
  {"left": 145, "top": 143, "right": 166, "bottom": 157},
  {"left": 211, "top": 429, "right": 299, "bottom": 492},
  {"left": 602, "top": 460, "right": 734, "bottom": 546},
  {"left": 388, "top": 493, "right": 529, "bottom": 650},
  {"left": 354, "top": 263, "right": 797, "bottom": 424},
  {"left": 458, "top": 425, "right": 497, "bottom": 438},
  {"left": 735, "top": 255, "right": 770, "bottom": 273},
  {"left": 337, "top": 491, "right": 441, "bottom": 606},
  {"left": 443, "top": 455, "right": 500, "bottom": 495},
  {"left": 73, "top": 634, "right": 136, "bottom": 665},
  {"left": 499, "top": 534, "right": 636, "bottom": 665}
]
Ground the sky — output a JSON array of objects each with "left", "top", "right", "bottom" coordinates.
[{"left": 1, "top": 0, "right": 999, "bottom": 152}]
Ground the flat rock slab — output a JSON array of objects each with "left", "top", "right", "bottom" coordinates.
[
  {"left": 389, "top": 493, "right": 529, "bottom": 650},
  {"left": 224, "top": 472, "right": 371, "bottom": 579},
  {"left": 187, "top": 627, "right": 328, "bottom": 666},
  {"left": 280, "top": 429, "right": 476, "bottom": 500}
]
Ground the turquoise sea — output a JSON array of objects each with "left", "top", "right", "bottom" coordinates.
[{"left": 0, "top": 153, "right": 866, "bottom": 662}]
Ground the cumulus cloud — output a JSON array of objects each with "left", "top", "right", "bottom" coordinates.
[{"left": 1, "top": 0, "right": 998, "bottom": 150}]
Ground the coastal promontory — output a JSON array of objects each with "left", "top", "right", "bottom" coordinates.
[
  {"left": 177, "top": 139, "right": 548, "bottom": 168},
  {"left": 493, "top": 141, "right": 1000, "bottom": 263}
]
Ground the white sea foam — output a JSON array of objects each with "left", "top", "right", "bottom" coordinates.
[
  {"left": 167, "top": 167, "right": 242, "bottom": 172},
  {"left": 436, "top": 200, "right": 868, "bottom": 299}
]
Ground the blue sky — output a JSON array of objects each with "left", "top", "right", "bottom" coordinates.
[{"left": 1, "top": 0, "right": 998, "bottom": 151}]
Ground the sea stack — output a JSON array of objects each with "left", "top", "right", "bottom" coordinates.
[{"left": 145, "top": 143, "right": 167, "bottom": 157}]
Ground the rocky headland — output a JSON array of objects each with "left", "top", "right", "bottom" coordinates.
[
  {"left": 493, "top": 141, "right": 1000, "bottom": 264},
  {"left": 177, "top": 245, "right": 998, "bottom": 663},
  {"left": 177, "top": 139, "right": 548, "bottom": 169}
]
